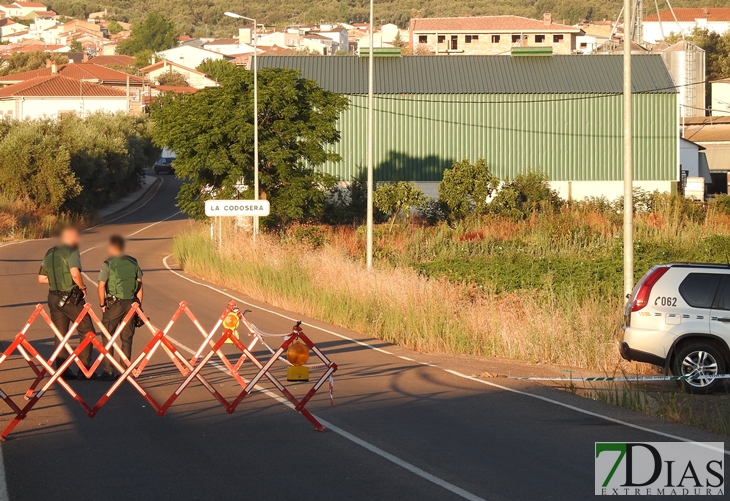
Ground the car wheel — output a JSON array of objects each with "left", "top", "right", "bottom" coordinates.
[{"left": 673, "top": 343, "right": 726, "bottom": 394}]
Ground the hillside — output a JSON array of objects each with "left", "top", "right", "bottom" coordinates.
[{"left": 46, "top": 0, "right": 730, "bottom": 37}]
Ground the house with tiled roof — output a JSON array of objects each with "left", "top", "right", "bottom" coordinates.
[
  {"left": 409, "top": 14, "right": 583, "bottom": 55},
  {"left": 0, "top": 74, "right": 128, "bottom": 119},
  {"left": 642, "top": 8, "right": 730, "bottom": 43},
  {"left": 141, "top": 59, "right": 219, "bottom": 89},
  {"left": 0, "top": 18, "right": 25, "bottom": 40},
  {"left": 156, "top": 45, "right": 231, "bottom": 71},
  {"left": 0, "top": 1, "right": 49, "bottom": 18},
  {"left": 0, "top": 62, "right": 146, "bottom": 110}
]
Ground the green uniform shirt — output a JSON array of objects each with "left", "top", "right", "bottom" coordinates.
[
  {"left": 39, "top": 245, "right": 81, "bottom": 291},
  {"left": 99, "top": 255, "right": 143, "bottom": 299}
]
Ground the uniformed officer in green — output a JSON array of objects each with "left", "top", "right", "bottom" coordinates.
[
  {"left": 37, "top": 227, "right": 95, "bottom": 380},
  {"left": 97, "top": 235, "right": 143, "bottom": 381}
]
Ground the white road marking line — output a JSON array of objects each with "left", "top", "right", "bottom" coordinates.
[
  {"left": 86, "top": 176, "right": 165, "bottom": 229},
  {"left": 81, "top": 212, "right": 181, "bottom": 287},
  {"left": 163, "top": 334, "right": 486, "bottom": 501},
  {"left": 162, "top": 255, "right": 730, "bottom": 456}
]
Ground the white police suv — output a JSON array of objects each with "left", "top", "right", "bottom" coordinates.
[{"left": 621, "top": 264, "right": 730, "bottom": 393}]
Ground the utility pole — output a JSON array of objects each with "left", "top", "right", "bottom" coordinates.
[
  {"left": 365, "top": 0, "right": 374, "bottom": 270},
  {"left": 623, "top": 0, "right": 634, "bottom": 299}
]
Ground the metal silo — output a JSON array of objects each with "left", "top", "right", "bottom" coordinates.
[{"left": 662, "top": 41, "right": 706, "bottom": 118}]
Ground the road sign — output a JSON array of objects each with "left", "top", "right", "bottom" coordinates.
[{"left": 205, "top": 200, "right": 270, "bottom": 217}]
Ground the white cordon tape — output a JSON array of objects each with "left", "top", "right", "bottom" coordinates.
[
  {"left": 510, "top": 374, "right": 730, "bottom": 382},
  {"left": 329, "top": 375, "right": 334, "bottom": 408},
  {"left": 249, "top": 322, "right": 328, "bottom": 370}
]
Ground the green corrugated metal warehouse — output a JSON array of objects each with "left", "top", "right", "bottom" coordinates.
[{"left": 258, "top": 54, "right": 678, "bottom": 199}]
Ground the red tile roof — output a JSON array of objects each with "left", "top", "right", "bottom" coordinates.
[
  {"left": 205, "top": 38, "right": 239, "bottom": 45},
  {"left": 0, "top": 63, "right": 143, "bottom": 84},
  {"left": 0, "top": 74, "right": 127, "bottom": 97},
  {"left": 644, "top": 8, "right": 730, "bottom": 22},
  {"left": 410, "top": 15, "right": 582, "bottom": 33},
  {"left": 89, "top": 54, "right": 135, "bottom": 66},
  {"left": 16, "top": 2, "right": 48, "bottom": 7}
]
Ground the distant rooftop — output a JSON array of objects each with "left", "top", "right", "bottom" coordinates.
[
  {"left": 410, "top": 15, "right": 582, "bottom": 33},
  {"left": 0, "top": 74, "right": 127, "bottom": 97},
  {"left": 644, "top": 8, "right": 730, "bottom": 22}
]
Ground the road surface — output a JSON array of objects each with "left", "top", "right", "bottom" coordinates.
[{"left": 0, "top": 175, "right": 725, "bottom": 501}]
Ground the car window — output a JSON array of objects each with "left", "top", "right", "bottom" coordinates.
[
  {"left": 679, "top": 273, "right": 721, "bottom": 308},
  {"left": 717, "top": 278, "right": 730, "bottom": 310}
]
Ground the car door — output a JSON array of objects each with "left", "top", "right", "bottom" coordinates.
[{"left": 709, "top": 275, "right": 730, "bottom": 350}]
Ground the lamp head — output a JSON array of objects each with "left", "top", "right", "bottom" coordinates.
[{"left": 224, "top": 11, "right": 244, "bottom": 19}]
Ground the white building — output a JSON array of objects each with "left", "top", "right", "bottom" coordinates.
[
  {"left": 643, "top": 8, "right": 730, "bottom": 44},
  {"left": 0, "top": 74, "right": 128, "bottom": 119},
  {"left": 712, "top": 79, "right": 730, "bottom": 116},
  {"left": 142, "top": 60, "right": 219, "bottom": 89},
  {"left": 156, "top": 45, "right": 231, "bottom": 71}
]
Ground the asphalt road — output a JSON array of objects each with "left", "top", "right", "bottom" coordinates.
[{"left": 0, "top": 175, "right": 726, "bottom": 501}]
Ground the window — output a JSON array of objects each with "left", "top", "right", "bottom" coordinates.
[
  {"left": 580, "top": 42, "right": 588, "bottom": 49},
  {"left": 450, "top": 35, "right": 458, "bottom": 50},
  {"left": 535, "top": 34, "right": 545, "bottom": 43},
  {"left": 491, "top": 35, "right": 500, "bottom": 43},
  {"left": 465, "top": 34, "right": 479, "bottom": 43},
  {"left": 679, "top": 273, "right": 722, "bottom": 309},
  {"left": 717, "top": 279, "right": 730, "bottom": 310},
  {"left": 553, "top": 34, "right": 564, "bottom": 43},
  {"left": 511, "top": 34, "right": 522, "bottom": 43},
  {"left": 437, "top": 35, "right": 445, "bottom": 43},
  {"left": 418, "top": 35, "right": 427, "bottom": 44},
  {"left": 58, "top": 111, "right": 75, "bottom": 118}
]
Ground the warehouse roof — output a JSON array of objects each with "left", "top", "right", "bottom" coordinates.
[{"left": 257, "top": 55, "right": 677, "bottom": 95}]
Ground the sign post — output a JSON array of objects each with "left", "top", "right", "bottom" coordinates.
[{"left": 205, "top": 200, "right": 270, "bottom": 249}]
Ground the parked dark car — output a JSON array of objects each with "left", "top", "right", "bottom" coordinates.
[{"left": 153, "top": 157, "right": 175, "bottom": 175}]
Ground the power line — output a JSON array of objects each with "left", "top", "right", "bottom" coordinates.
[{"left": 344, "top": 77, "right": 710, "bottom": 106}]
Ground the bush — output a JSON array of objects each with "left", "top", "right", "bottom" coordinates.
[
  {"left": 373, "top": 181, "right": 426, "bottom": 230},
  {"left": 438, "top": 158, "right": 499, "bottom": 221},
  {"left": 489, "top": 172, "right": 562, "bottom": 219},
  {"left": 324, "top": 180, "right": 368, "bottom": 225},
  {"left": 0, "top": 113, "right": 158, "bottom": 215}
]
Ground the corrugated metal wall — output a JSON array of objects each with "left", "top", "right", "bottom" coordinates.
[{"left": 321, "top": 93, "right": 677, "bottom": 182}]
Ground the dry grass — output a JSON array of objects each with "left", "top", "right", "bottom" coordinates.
[
  {"left": 174, "top": 221, "right": 635, "bottom": 372},
  {"left": 0, "top": 196, "right": 93, "bottom": 241}
]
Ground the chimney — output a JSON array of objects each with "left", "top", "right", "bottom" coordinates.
[
  {"left": 51, "top": 62, "right": 57, "bottom": 74},
  {"left": 82, "top": 51, "right": 88, "bottom": 62},
  {"left": 45, "top": 58, "right": 51, "bottom": 68},
  {"left": 543, "top": 13, "right": 552, "bottom": 25},
  {"left": 239, "top": 27, "right": 251, "bottom": 45},
  {"left": 151, "top": 54, "right": 156, "bottom": 64}
]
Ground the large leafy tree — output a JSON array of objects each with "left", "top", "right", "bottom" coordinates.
[
  {"left": 150, "top": 66, "right": 349, "bottom": 226},
  {"left": 196, "top": 59, "right": 238, "bottom": 82},
  {"left": 117, "top": 13, "right": 177, "bottom": 56}
]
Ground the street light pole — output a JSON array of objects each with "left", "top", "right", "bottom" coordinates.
[
  {"left": 225, "top": 11, "right": 259, "bottom": 239},
  {"left": 365, "top": 0, "right": 374, "bottom": 270},
  {"left": 623, "top": 0, "right": 634, "bottom": 299}
]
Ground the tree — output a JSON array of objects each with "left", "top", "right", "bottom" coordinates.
[
  {"left": 150, "top": 66, "right": 349, "bottom": 226},
  {"left": 489, "top": 172, "right": 562, "bottom": 219},
  {"left": 117, "top": 13, "right": 177, "bottom": 55},
  {"left": 133, "top": 49, "right": 154, "bottom": 68},
  {"left": 69, "top": 40, "right": 83, "bottom": 52},
  {"left": 374, "top": 181, "right": 426, "bottom": 230},
  {"left": 438, "top": 158, "right": 499, "bottom": 220},
  {"left": 0, "top": 51, "right": 68, "bottom": 76},
  {"left": 156, "top": 70, "right": 189, "bottom": 86},
  {"left": 107, "top": 20, "right": 124, "bottom": 35},
  {"left": 196, "top": 59, "right": 237, "bottom": 82}
]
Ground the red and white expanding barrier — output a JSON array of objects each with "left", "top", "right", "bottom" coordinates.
[{"left": 0, "top": 300, "right": 338, "bottom": 439}]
